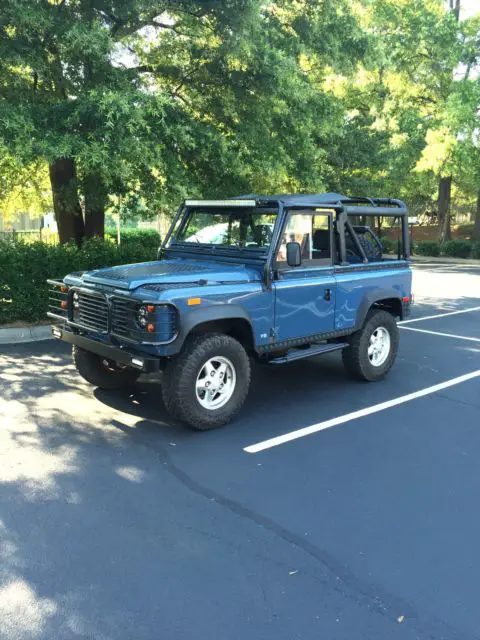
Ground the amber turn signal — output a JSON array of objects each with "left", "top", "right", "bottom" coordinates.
[
  {"left": 146, "top": 305, "right": 155, "bottom": 313},
  {"left": 147, "top": 323, "right": 155, "bottom": 333},
  {"left": 60, "top": 301, "right": 68, "bottom": 309},
  {"left": 60, "top": 286, "right": 68, "bottom": 293}
]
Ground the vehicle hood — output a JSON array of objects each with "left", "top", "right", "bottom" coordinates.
[{"left": 80, "top": 259, "right": 262, "bottom": 290}]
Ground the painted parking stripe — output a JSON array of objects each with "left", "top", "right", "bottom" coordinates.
[
  {"left": 400, "top": 326, "right": 480, "bottom": 343},
  {"left": 244, "top": 370, "right": 480, "bottom": 454},
  {"left": 399, "top": 306, "right": 480, "bottom": 325}
]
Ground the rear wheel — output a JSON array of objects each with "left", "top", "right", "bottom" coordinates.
[
  {"left": 162, "top": 333, "right": 251, "bottom": 430},
  {"left": 73, "top": 346, "right": 140, "bottom": 390},
  {"left": 342, "top": 309, "right": 399, "bottom": 381}
]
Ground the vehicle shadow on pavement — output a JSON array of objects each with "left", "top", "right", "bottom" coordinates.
[{"left": 93, "top": 355, "right": 350, "bottom": 437}]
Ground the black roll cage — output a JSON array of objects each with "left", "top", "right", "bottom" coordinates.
[{"left": 161, "top": 196, "right": 409, "bottom": 288}]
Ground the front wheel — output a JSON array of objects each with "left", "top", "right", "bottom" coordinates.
[
  {"left": 342, "top": 310, "right": 399, "bottom": 381},
  {"left": 162, "top": 333, "right": 251, "bottom": 430}
]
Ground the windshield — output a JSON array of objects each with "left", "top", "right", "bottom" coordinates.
[{"left": 173, "top": 208, "right": 278, "bottom": 250}]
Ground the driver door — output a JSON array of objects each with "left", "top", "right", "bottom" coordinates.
[{"left": 273, "top": 211, "right": 336, "bottom": 342}]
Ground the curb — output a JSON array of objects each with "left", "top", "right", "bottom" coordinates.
[{"left": 0, "top": 324, "right": 53, "bottom": 346}]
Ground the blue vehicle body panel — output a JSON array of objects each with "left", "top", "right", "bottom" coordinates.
[
  {"left": 83, "top": 258, "right": 262, "bottom": 290},
  {"left": 62, "top": 257, "right": 412, "bottom": 357},
  {"left": 150, "top": 282, "right": 274, "bottom": 351},
  {"left": 273, "top": 267, "right": 336, "bottom": 341},
  {"left": 334, "top": 262, "right": 412, "bottom": 330}
]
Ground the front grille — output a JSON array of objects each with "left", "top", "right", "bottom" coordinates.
[
  {"left": 67, "top": 289, "right": 177, "bottom": 343},
  {"left": 73, "top": 291, "right": 109, "bottom": 333},
  {"left": 111, "top": 298, "right": 135, "bottom": 337}
]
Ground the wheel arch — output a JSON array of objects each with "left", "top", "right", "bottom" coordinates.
[
  {"left": 355, "top": 289, "right": 403, "bottom": 330},
  {"left": 172, "top": 305, "right": 256, "bottom": 354}
]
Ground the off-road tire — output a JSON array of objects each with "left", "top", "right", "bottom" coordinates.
[
  {"left": 73, "top": 346, "right": 140, "bottom": 390},
  {"left": 162, "top": 333, "right": 251, "bottom": 430},
  {"left": 342, "top": 309, "right": 399, "bottom": 381}
]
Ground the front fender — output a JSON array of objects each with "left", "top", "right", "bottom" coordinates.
[{"left": 164, "top": 304, "right": 254, "bottom": 356}]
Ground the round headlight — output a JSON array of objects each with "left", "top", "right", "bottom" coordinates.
[{"left": 137, "top": 306, "right": 148, "bottom": 326}]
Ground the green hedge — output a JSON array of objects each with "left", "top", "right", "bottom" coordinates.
[
  {"left": 104, "top": 228, "right": 161, "bottom": 251},
  {"left": 0, "top": 238, "right": 157, "bottom": 324},
  {"left": 415, "top": 241, "right": 441, "bottom": 257},
  {"left": 380, "top": 238, "right": 397, "bottom": 254},
  {"left": 414, "top": 239, "right": 479, "bottom": 259}
]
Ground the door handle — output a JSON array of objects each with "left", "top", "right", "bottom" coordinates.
[{"left": 324, "top": 288, "right": 331, "bottom": 301}]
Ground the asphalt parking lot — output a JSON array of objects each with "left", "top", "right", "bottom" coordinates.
[{"left": 1, "top": 262, "right": 479, "bottom": 640}]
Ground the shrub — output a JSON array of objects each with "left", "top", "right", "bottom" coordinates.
[
  {"left": 415, "top": 241, "right": 441, "bottom": 257},
  {"left": 471, "top": 242, "right": 480, "bottom": 260},
  {"left": 105, "top": 228, "right": 161, "bottom": 252},
  {"left": 380, "top": 238, "right": 397, "bottom": 254},
  {"left": 441, "top": 240, "right": 472, "bottom": 259},
  {"left": 0, "top": 238, "right": 156, "bottom": 325}
]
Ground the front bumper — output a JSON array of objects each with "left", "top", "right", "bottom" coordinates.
[{"left": 51, "top": 326, "right": 162, "bottom": 373}]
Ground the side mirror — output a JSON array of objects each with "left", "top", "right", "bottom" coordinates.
[{"left": 286, "top": 241, "right": 302, "bottom": 267}]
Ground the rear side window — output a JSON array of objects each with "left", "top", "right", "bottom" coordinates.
[{"left": 277, "top": 212, "right": 332, "bottom": 266}]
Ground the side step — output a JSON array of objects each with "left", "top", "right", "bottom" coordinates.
[{"left": 268, "top": 342, "right": 347, "bottom": 365}]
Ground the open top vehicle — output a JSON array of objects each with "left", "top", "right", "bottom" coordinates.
[{"left": 48, "top": 193, "right": 412, "bottom": 430}]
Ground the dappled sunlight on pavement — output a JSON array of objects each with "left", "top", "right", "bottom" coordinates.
[
  {"left": 412, "top": 266, "right": 480, "bottom": 313},
  {"left": 0, "top": 579, "right": 58, "bottom": 640}
]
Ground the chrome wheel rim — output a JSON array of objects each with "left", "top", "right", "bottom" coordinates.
[
  {"left": 196, "top": 356, "right": 236, "bottom": 410},
  {"left": 368, "top": 326, "right": 391, "bottom": 367}
]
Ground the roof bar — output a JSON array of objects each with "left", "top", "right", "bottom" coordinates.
[
  {"left": 185, "top": 199, "right": 257, "bottom": 207},
  {"left": 343, "top": 205, "right": 407, "bottom": 216}
]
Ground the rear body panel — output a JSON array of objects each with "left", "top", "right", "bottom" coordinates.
[{"left": 334, "top": 261, "right": 412, "bottom": 330}]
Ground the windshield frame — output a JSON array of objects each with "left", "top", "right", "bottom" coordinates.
[{"left": 167, "top": 205, "right": 281, "bottom": 256}]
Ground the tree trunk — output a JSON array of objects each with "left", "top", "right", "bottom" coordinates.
[
  {"left": 449, "top": 0, "right": 460, "bottom": 21},
  {"left": 474, "top": 190, "right": 480, "bottom": 241},
  {"left": 49, "top": 158, "right": 84, "bottom": 245},
  {"left": 437, "top": 176, "right": 452, "bottom": 242},
  {"left": 84, "top": 172, "right": 107, "bottom": 238}
]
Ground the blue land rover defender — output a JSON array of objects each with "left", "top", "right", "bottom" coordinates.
[{"left": 48, "top": 193, "right": 412, "bottom": 430}]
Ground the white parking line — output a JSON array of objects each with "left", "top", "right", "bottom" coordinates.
[
  {"left": 399, "top": 306, "right": 480, "bottom": 325},
  {"left": 244, "top": 370, "right": 480, "bottom": 454},
  {"left": 400, "top": 326, "right": 480, "bottom": 343}
]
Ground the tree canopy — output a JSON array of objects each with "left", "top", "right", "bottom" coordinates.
[{"left": 0, "top": 0, "right": 479, "bottom": 242}]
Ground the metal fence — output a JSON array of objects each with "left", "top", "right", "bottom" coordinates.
[{"left": 0, "top": 229, "right": 59, "bottom": 244}]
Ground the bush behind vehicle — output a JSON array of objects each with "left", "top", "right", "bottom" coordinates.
[{"left": 0, "top": 235, "right": 159, "bottom": 324}]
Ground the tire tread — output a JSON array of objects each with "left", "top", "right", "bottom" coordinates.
[{"left": 162, "top": 333, "right": 251, "bottom": 430}]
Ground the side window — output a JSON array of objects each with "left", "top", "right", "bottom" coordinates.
[
  {"left": 312, "top": 214, "right": 331, "bottom": 260},
  {"left": 277, "top": 212, "right": 331, "bottom": 265}
]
